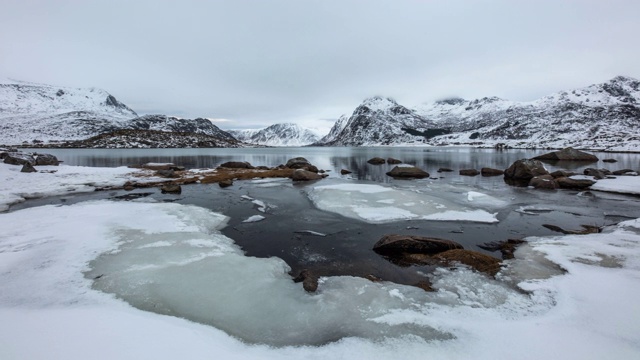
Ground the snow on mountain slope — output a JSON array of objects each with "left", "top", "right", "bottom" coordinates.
[
  {"left": 320, "top": 77, "right": 640, "bottom": 150},
  {"left": 320, "top": 96, "right": 437, "bottom": 146},
  {"left": 228, "top": 123, "right": 320, "bottom": 146}
]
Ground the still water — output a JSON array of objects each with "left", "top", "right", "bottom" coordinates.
[{"left": 20, "top": 147, "right": 640, "bottom": 286}]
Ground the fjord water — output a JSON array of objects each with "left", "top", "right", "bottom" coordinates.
[{"left": 29, "top": 146, "right": 640, "bottom": 346}]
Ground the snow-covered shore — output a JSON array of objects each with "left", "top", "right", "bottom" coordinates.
[{"left": 1, "top": 163, "right": 640, "bottom": 359}]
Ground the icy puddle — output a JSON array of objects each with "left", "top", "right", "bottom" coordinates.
[{"left": 306, "top": 183, "right": 503, "bottom": 223}]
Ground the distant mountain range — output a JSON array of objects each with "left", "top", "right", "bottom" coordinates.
[
  {"left": 1, "top": 76, "right": 639, "bottom": 150},
  {"left": 317, "top": 76, "right": 640, "bottom": 151},
  {"left": 228, "top": 123, "right": 320, "bottom": 147}
]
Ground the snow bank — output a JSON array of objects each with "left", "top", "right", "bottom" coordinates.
[
  {"left": 1, "top": 201, "right": 640, "bottom": 358},
  {"left": 589, "top": 176, "right": 640, "bottom": 195},
  {"left": 0, "top": 162, "right": 159, "bottom": 212},
  {"left": 307, "top": 183, "right": 500, "bottom": 223}
]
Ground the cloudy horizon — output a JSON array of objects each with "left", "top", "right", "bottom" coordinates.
[{"left": 2, "top": 0, "right": 639, "bottom": 134}]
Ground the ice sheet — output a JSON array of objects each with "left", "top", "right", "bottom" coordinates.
[{"left": 1, "top": 201, "right": 640, "bottom": 358}]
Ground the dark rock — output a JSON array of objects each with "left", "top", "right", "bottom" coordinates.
[
  {"left": 583, "top": 168, "right": 610, "bottom": 179},
  {"left": 156, "top": 169, "right": 177, "bottom": 178},
  {"left": 459, "top": 169, "right": 480, "bottom": 176},
  {"left": 219, "top": 179, "right": 233, "bottom": 188},
  {"left": 367, "top": 157, "right": 386, "bottom": 165},
  {"left": 612, "top": 169, "right": 636, "bottom": 176},
  {"left": 293, "top": 269, "right": 318, "bottom": 293},
  {"left": 504, "top": 159, "right": 549, "bottom": 185},
  {"left": 550, "top": 170, "right": 577, "bottom": 178},
  {"left": 413, "top": 280, "right": 435, "bottom": 292},
  {"left": 139, "top": 163, "right": 176, "bottom": 171},
  {"left": 123, "top": 181, "right": 136, "bottom": 191},
  {"left": 20, "top": 163, "right": 37, "bottom": 173},
  {"left": 543, "top": 224, "right": 601, "bottom": 235},
  {"left": 373, "top": 234, "right": 463, "bottom": 255},
  {"left": 340, "top": 169, "right": 352, "bottom": 175},
  {"left": 478, "top": 239, "right": 527, "bottom": 260},
  {"left": 437, "top": 168, "right": 454, "bottom": 173},
  {"left": 387, "top": 158, "right": 402, "bottom": 164},
  {"left": 602, "top": 158, "right": 618, "bottom": 163},
  {"left": 285, "top": 157, "right": 312, "bottom": 169},
  {"left": 160, "top": 183, "right": 182, "bottom": 194},
  {"left": 533, "top": 147, "right": 598, "bottom": 162},
  {"left": 556, "top": 177, "right": 596, "bottom": 189},
  {"left": 3, "top": 153, "right": 35, "bottom": 166},
  {"left": 291, "top": 169, "right": 323, "bottom": 181},
  {"left": 481, "top": 167, "right": 504, "bottom": 176},
  {"left": 386, "top": 166, "right": 429, "bottom": 179},
  {"left": 435, "top": 249, "right": 502, "bottom": 276},
  {"left": 34, "top": 153, "right": 60, "bottom": 166},
  {"left": 220, "top": 161, "right": 254, "bottom": 169},
  {"left": 529, "top": 175, "right": 559, "bottom": 189}
]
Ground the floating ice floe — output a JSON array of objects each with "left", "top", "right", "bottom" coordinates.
[
  {"left": 242, "top": 215, "right": 266, "bottom": 223},
  {"left": 307, "top": 183, "right": 500, "bottom": 223},
  {"left": 589, "top": 176, "right": 640, "bottom": 195}
]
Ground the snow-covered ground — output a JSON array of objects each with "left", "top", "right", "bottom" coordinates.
[{"left": 2, "top": 163, "right": 640, "bottom": 359}]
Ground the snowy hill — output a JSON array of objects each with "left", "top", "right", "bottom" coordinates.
[
  {"left": 228, "top": 123, "right": 320, "bottom": 146},
  {"left": 320, "top": 76, "right": 640, "bottom": 151},
  {"left": 0, "top": 78, "right": 236, "bottom": 146}
]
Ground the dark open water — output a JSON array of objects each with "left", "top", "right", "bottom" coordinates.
[{"left": 17, "top": 147, "right": 640, "bottom": 286}]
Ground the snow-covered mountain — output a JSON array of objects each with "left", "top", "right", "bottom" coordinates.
[
  {"left": 0, "top": 78, "right": 236, "bottom": 146},
  {"left": 319, "top": 76, "right": 640, "bottom": 151},
  {"left": 228, "top": 123, "right": 320, "bottom": 146},
  {"left": 317, "top": 96, "right": 437, "bottom": 146}
]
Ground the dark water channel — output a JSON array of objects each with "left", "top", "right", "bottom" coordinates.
[{"left": 16, "top": 147, "right": 640, "bottom": 287}]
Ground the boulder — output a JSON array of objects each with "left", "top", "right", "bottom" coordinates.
[
  {"left": 340, "top": 169, "right": 353, "bottom": 175},
  {"left": 528, "top": 175, "right": 559, "bottom": 189},
  {"left": 218, "top": 179, "right": 233, "bottom": 188},
  {"left": 160, "top": 183, "right": 182, "bottom": 194},
  {"left": 373, "top": 234, "right": 463, "bottom": 255},
  {"left": 219, "top": 161, "right": 254, "bottom": 169},
  {"left": 367, "top": 157, "right": 386, "bottom": 165},
  {"left": 435, "top": 249, "right": 502, "bottom": 276},
  {"left": 386, "top": 166, "right": 429, "bottom": 179},
  {"left": 550, "top": 170, "right": 577, "bottom": 178},
  {"left": 156, "top": 169, "right": 177, "bottom": 178},
  {"left": 556, "top": 177, "right": 596, "bottom": 189},
  {"left": 459, "top": 169, "right": 479, "bottom": 176},
  {"left": 533, "top": 147, "right": 598, "bottom": 162},
  {"left": 3, "top": 153, "right": 35, "bottom": 166},
  {"left": 20, "top": 163, "right": 37, "bottom": 173},
  {"left": 291, "top": 169, "right": 323, "bottom": 181},
  {"left": 481, "top": 167, "right": 504, "bottom": 176},
  {"left": 584, "top": 168, "right": 611, "bottom": 179},
  {"left": 612, "top": 169, "right": 636, "bottom": 176},
  {"left": 285, "top": 157, "right": 311, "bottom": 169},
  {"left": 437, "top": 168, "right": 454, "bottom": 173},
  {"left": 34, "top": 153, "right": 60, "bottom": 166},
  {"left": 602, "top": 158, "right": 618, "bottom": 163},
  {"left": 504, "top": 159, "right": 549, "bottom": 185},
  {"left": 387, "top": 158, "right": 402, "bottom": 164}
]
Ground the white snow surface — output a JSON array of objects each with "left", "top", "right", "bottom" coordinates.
[
  {"left": 1, "top": 198, "right": 640, "bottom": 358},
  {"left": 307, "top": 183, "right": 500, "bottom": 223},
  {"left": 0, "top": 162, "right": 160, "bottom": 212},
  {"left": 589, "top": 176, "right": 640, "bottom": 195}
]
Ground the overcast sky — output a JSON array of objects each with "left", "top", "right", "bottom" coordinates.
[{"left": 2, "top": 0, "right": 639, "bottom": 134}]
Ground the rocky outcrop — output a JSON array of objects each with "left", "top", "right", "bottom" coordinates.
[
  {"left": 160, "top": 183, "right": 182, "bottom": 194},
  {"left": 3, "top": 153, "right": 35, "bottom": 165},
  {"left": 529, "top": 175, "right": 559, "bottom": 189},
  {"left": 386, "top": 166, "right": 429, "bottom": 179},
  {"left": 34, "top": 153, "right": 60, "bottom": 166},
  {"left": 220, "top": 161, "right": 254, "bottom": 169},
  {"left": 291, "top": 169, "right": 323, "bottom": 181},
  {"left": 556, "top": 177, "right": 596, "bottom": 189},
  {"left": 533, "top": 147, "right": 599, "bottom": 162},
  {"left": 584, "top": 168, "right": 611, "bottom": 179}
]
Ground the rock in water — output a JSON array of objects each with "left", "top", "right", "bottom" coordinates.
[
  {"left": 504, "top": 159, "right": 549, "bottom": 185},
  {"left": 373, "top": 234, "right": 463, "bottom": 255},
  {"left": 435, "top": 249, "right": 502, "bottom": 276},
  {"left": 160, "top": 183, "right": 182, "bottom": 194},
  {"left": 387, "top": 157, "right": 402, "bottom": 164},
  {"left": 219, "top": 179, "right": 233, "bottom": 188},
  {"left": 386, "top": 166, "right": 429, "bottom": 179},
  {"left": 34, "top": 153, "right": 60, "bottom": 166},
  {"left": 459, "top": 169, "right": 479, "bottom": 176},
  {"left": 481, "top": 167, "right": 504, "bottom": 176},
  {"left": 291, "top": 169, "right": 323, "bottom": 181},
  {"left": 367, "top": 157, "right": 386, "bottom": 165},
  {"left": 529, "top": 175, "right": 559, "bottom": 189},
  {"left": 533, "top": 147, "right": 599, "bottom": 162},
  {"left": 219, "top": 161, "right": 254, "bottom": 169}
]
